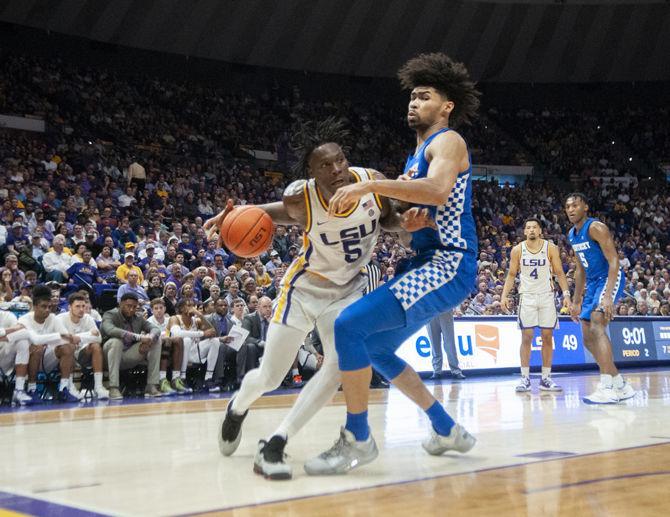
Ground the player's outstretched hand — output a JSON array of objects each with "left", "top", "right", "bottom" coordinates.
[
  {"left": 203, "top": 199, "right": 235, "bottom": 247},
  {"left": 401, "top": 207, "right": 437, "bottom": 232}
]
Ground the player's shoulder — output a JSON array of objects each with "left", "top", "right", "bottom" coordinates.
[
  {"left": 283, "top": 179, "right": 308, "bottom": 198},
  {"left": 430, "top": 128, "right": 467, "bottom": 149},
  {"left": 588, "top": 219, "right": 610, "bottom": 237}
]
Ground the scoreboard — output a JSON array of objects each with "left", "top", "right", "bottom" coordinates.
[{"left": 396, "top": 316, "right": 670, "bottom": 373}]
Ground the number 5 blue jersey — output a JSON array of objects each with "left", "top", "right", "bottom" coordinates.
[
  {"left": 568, "top": 218, "right": 619, "bottom": 281},
  {"left": 403, "top": 128, "right": 477, "bottom": 256}
]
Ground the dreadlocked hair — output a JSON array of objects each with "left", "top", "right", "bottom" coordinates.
[
  {"left": 291, "top": 117, "right": 350, "bottom": 178},
  {"left": 397, "top": 53, "right": 481, "bottom": 127}
]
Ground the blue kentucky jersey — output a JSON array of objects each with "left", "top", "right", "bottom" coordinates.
[
  {"left": 568, "top": 217, "right": 617, "bottom": 281},
  {"left": 403, "top": 128, "right": 477, "bottom": 255}
]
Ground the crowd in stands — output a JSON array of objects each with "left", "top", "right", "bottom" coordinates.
[{"left": 1, "top": 49, "right": 669, "bottom": 405}]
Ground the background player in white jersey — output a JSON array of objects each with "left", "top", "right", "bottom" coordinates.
[
  {"left": 0, "top": 310, "right": 32, "bottom": 405},
  {"left": 205, "top": 118, "right": 429, "bottom": 480},
  {"left": 168, "top": 299, "right": 221, "bottom": 393},
  {"left": 502, "top": 218, "right": 570, "bottom": 392},
  {"left": 147, "top": 298, "right": 187, "bottom": 395},
  {"left": 57, "top": 292, "right": 109, "bottom": 400},
  {"left": 18, "top": 285, "right": 80, "bottom": 403}
]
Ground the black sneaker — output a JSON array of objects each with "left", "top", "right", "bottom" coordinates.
[
  {"left": 204, "top": 378, "right": 221, "bottom": 393},
  {"left": 253, "top": 435, "right": 291, "bottom": 480},
  {"left": 218, "top": 398, "right": 248, "bottom": 456}
]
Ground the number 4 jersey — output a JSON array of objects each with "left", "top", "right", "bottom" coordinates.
[
  {"left": 299, "top": 167, "right": 382, "bottom": 286},
  {"left": 519, "top": 239, "right": 553, "bottom": 294}
]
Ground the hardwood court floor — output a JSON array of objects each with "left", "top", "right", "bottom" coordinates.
[{"left": 1, "top": 370, "right": 669, "bottom": 516}]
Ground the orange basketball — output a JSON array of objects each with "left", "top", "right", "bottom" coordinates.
[{"left": 220, "top": 206, "right": 274, "bottom": 258}]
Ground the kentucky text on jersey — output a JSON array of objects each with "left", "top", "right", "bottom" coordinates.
[{"left": 568, "top": 217, "right": 622, "bottom": 281}]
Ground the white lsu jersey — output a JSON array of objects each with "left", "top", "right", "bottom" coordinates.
[
  {"left": 518, "top": 240, "right": 553, "bottom": 294},
  {"left": 293, "top": 167, "right": 383, "bottom": 286}
]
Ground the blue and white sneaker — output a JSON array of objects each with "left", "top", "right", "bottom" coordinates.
[
  {"left": 582, "top": 383, "right": 619, "bottom": 404},
  {"left": 26, "top": 390, "right": 42, "bottom": 405},
  {"left": 539, "top": 377, "right": 562, "bottom": 391},
  {"left": 616, "top": 382, "right": 636, "bottom": 401},
  {"left": 58, "top": 387, "right": 81, "bottom": 403},
  {"left": 515, "top": 377, "right": 531, "bottom": 392},
  {"left": 12, "top": 390, "right": 33, "bottom": 406}
]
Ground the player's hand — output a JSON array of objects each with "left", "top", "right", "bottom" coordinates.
[
  {"left": 570, "top": 301, "right": 582, "bottom": 323},
  {"left": 397, "top": 174, "right": 412, "bottom": 182},
  {"left": 203, "top": 328, "right": 216, "bottom": 339},
  {"left": 400, "top": 207, "right": 437, "bottom": 232},
  {"left": 562, "top": 295, "right": 571, "bottom": 311},
  {"left": 502, "top": 296, "right": 513, "bottom": 314},
  {"left": 220, "top": 336, "right": 234, "bottom": 344},
  {"left": 327, "top": 182, "right": 370, "bottom": 217},
  {"left": 599, "top": 295, "right": 614, "bottom": 323},
  {"left": 203, "top": 199, "right": 235, "bottom": 246}
]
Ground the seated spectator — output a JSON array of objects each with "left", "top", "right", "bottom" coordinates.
[
  {"left": 117, "top": 270, "right": 149, "bottom": 305},
  {"left": 0, "top": 254, "right": 26, "bottom": 287},
  {"left": 96, "top": 245, "right": 122, "bottom": 281},
  {"left": 168, "top": 299, "right": 221, "bottom": 393},
  {"left": 1, "top": 269, "right": 18, "bottom": 302},
  {"left": 56, "top": 292, "right": 109, "bottom": 400},
  {"left": 146, "top": 274, "right": 164, "bottom": 300},
  {"left": 101, "top": 293, "right": 161, "bottom": 400},
  {"left": 115, "top": 252, "right": 144, "bottom": 284},
  {"left": 18, "top": 285, "right": 80, "bottom": 403},
  {"left": 66, "top": 248, "right": 107, "bottom": 294},
  {"left": 42, "top": 235, "right": 72, "bottom": 283},
  {"left": 0, "top": 309, "right": 32, "bottom": 405},
  {"left": 146, "top": 298, "right": 187, "bottom": 395}
]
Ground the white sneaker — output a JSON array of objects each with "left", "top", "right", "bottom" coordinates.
[
  {"left": 422, "top": 423, "right": 476, "bottom": 455},
  {"left": 304, "top": 427, "right": 378, "bottom": 476},
  {"left": 94, "top": 386, "right": 110, "bottom": 400},
  {"left": 68, "top": 383, "right": 85, "bottom": 401},
  {"left": 615, "top": 382, "right": 636, "bottom": 401},
  {"left": 12, "top": 390, "right": 33, "bottom": 406},
  {"left": 515, "top": 377, "right": 531, "bottom": 392},
  {"left": 539, "top": 377, "right": 562, "bottom": 392},
  {"left": 583, "top": 383, "right": 619, "bottom": 404}
]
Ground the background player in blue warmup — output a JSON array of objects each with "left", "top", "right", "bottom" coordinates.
[
  {"left": 305, "top": 53, "right": 480, "bottom": 475},
  {"left": 566, "top": 193, "right": 636, "bottom": 404}
]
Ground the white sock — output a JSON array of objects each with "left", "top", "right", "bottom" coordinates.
[
  {"left": 94, "top": 372, "right": 103, "bottom": 389},
  {"left": 28, "top": 382, "right": 37, "bottom": 392},
  {"left": 59, "top": 378, "right": 69, "bottom": 391},
  {"left": 159, "top": 371, "right": 167, "bottom": 380},
  {"left": 180, "top": 371, "right": 186, "bottom": 379},
  {"left": 292, "top": 368, "right": 299, "bottom": 377},
  {"left": 600, "top": 374, "right": 613, "bottom": 388},
  {"left": 15, "top": 376, "right": 26, "bottom": 392},
  {"left": 205, "top": 370, "right": 213, "bottom": 381},
  {"left": 612, "top": 374, "right": 624, "bottom": 389},
  {"left": 541, "top": 367, "right": 551, "bottom": 380},
  {"left": 521, "top": 367, "right": 530, "bottom": 378}
]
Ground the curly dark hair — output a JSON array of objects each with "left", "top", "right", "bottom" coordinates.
[
  {"left": 565, "top": 192, "right": 589, "bottom": 205},
  {"left": 291, "top": 117, "right": 350, "bottom": 178},
  {"left": 397, "top": 53, "right": 481, "bottom": 127}
]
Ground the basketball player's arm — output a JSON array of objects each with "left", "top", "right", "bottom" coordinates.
[
  {"left": 369, "top": 171, "right": 434, "bottom": 233},
  {"left": 327, "top": 131, "right": 468, "bottom": 214},
  {"left": 571, "top": 256, "right": 586, "bottom": 323},
  {"left": 548, "top": 243, "right": 571, "bottom": 306},
  {"left": 501, "top": 245, "right": 520, "bottom": 313},
  {"left": 589, "top": 221, "right": 620, "bottom": 321}
]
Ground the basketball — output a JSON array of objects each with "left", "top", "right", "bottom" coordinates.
[{"left": 220, "top": 206, "right": 274, "bottom": 258}]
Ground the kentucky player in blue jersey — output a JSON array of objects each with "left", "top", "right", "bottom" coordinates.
[
  {"left": 305, "top": 53, "right": 480, "bottom": 475},
  {"left": 566, "top": 193, "right": 636, "bottom": 404}
]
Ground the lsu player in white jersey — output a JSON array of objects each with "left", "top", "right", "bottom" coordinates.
[
  {"left": 501, "top": 218, "right": 571, "bottom": 392},
  {"left": 204, "top": 118, "right": 430, "bottom": 480}
]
